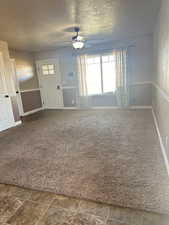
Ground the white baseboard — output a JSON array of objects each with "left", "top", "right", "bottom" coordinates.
[
  {"left": 21, "top": 108, "right": 44, "bottom": 116},
  {"left": 14, "top": 121, "right": 22, "bottom": 126},
  {"left": 91, "top": 106, "right": 121, "bottom": 109},
  {"left": 91, "top": 106, "right": 152, "bottom": 109},
  {"left": 129, "top": 106, "right": 152, "bottom": 109},
  {"left": 45, "top": 106, "right": 152, "bottom": 110},
  {"left": 152, "top": 109, "right": 169, "bottom": 176},
  {"left": 20, "top": 106, "right": 152, "bottom": 116},
  {"left": 45, "top": 107, "right": 78, "bottom": 110},
  {"left": 20, "top": 88, "right": 40, "bottom": 93}
]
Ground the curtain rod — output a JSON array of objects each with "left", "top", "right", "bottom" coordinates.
[
  {"left": 87, "top": 44, "right": 136, "bottom": 51},
  {"left": 72, "top": 44, "right": 136, "bottom": 56}
]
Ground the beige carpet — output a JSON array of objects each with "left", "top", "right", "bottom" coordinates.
[{"left": 0, "top": 109, "right": 169, "bottom": 214}]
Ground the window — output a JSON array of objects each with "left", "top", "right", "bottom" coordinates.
[
  {"left": 86, "top": 56, "right": 102, "bottom": 95},
  {"left": 86, "top": 54, "right": 116, "bottom": 95},
  {"left": 102, "top": 55, "right": 116, "bottom": 93},
  {"left": 42, "top": 64, "right": 55, "bottom": 75}
]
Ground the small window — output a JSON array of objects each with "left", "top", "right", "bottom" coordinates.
[{"left": 42, "top": 64, "right": 55, "bottom": 75}]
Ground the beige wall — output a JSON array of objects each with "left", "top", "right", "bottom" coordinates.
[
  {"left": 153, "top": 0, "right": 169, "bottom": 159},
  {"left": 130, "top": 83, "right": 152, "bottom": 106},
  {"left": 9, "top": 50, "right": 39, "bottom": 91}
]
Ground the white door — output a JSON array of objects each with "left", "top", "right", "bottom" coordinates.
[
  {"left": 37, "top": 59, "right": 63, "bottom": 109},
  {"left": 0, "top": 53, "right": 15, "bottom": 131}
]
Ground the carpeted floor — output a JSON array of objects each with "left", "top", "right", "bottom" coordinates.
[{"left": 0, "top": 109, "right": 169, "bottom": 214}]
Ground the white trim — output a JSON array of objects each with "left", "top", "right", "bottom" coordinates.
[
  {"left": 129, "top": 105, "right": 152, "bottom": 109},
  {"left": 62, "top": 86, "right": 76, "bottom": 89},
  {"left": 10, "top": 59, "right": 24, "bottom": 115},
  {"left": 45, "top": 107, "right": 78, "bottom": 110},
  {"left": 130, "top": 81, "right": 152, "bottom": 86},
  {"left": 61, "top": 107, "right": 78, "bottom": 110},
  {"left": 21, "top": 107, "right": 43, "bottom": 116},
  {"left": 19, "top": 82, "right": 152, "bottom": 92},
  {"left": 20, "top": 88, "right": 40, "bottom": 93},
  {"left": 93, "top": 106, "right": 152, "bottom": 109},
  {"left": 44, "top": 106, "right": 152, "bottom": 110},
  {"left": 91, "top": 106, "right": 121, "bottom": 109},
  {"left": 152, "top": 82, "right": 169, "bottom": 103},
  {"left": 152, "top": 109, "right": 169, "bottom": 176},
  {"left": 91, "top": 106, "right": 152, "bottom": 109},
  {"left": 14, "top": 121, "right": 22, "bottom": 126}
]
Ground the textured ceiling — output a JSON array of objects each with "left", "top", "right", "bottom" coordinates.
[{"left": 0, "top": 0, "right": 161, "bottom": 51}]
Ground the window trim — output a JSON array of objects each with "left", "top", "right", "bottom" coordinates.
[
  {"left": 86, "top": 53, "right": 116, "bottom": 96},
  {"left": 42, "top": 64, "right": 55, "bottom": 75}
]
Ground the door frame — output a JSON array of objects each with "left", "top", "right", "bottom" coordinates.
[
  {"left": 0, "top": 53, "right": 16, "bottom": 131},
  {"left": 10, "top": 58, "right": 24, "bottom": 116},
  {"left": 36, "top": 58, "right": 64, "bottom": 109}
]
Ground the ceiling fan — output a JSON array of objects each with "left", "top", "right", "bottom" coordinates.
[
  {"left": 58, "top": 27, "right": 104, "bottom": 50},
  {"left": 72, "top": 27, "right": 85, "bottom": 49}
]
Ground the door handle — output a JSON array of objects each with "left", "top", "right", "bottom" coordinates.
[
  {"left": 16, "top": 91, "right": 19, "bottom": 94},
  {"left": 4, "top": 95, "right": 9, "bottom": 98},
  {"left": 57, "top": 85, "right": 60, "bottom": 90}
]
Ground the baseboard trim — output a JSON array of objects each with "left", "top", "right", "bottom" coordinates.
[
  {"left": 45, "top": 107, "right": 78, "bottom": 110},
  {"left": 129, "top": 106, "right": 152, "bottom": 109},
  {"left": 130, "top": 81, "right": 153, "bottom": 86},
  {"left": 91, "top": 106, "right": 122, "bottom": 109},
  {"left": 21, "top": 108, "right": 44, "bottom": 116},
  {"left": 152, "top": 109, "right": 169, "bottom": 176},
  {"left": 20, "top": 88, "right": 40, "bottom": 93},
  {"left": 45, "top": 106, "right": 152, "bottom": 110},
  {"left": 14, "top": 121, "right": 22, "bottom": 126},
  {"left": 91, "top": 106, "right": 152, "bottom": 109}
]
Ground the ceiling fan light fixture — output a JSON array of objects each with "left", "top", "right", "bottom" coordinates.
[{"left": 72, "top": 40, "right": 84, "bottom": 49}]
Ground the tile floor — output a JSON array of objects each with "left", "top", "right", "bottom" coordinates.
[{"left": 0, "top": 184, "right": 168, "bottom": 225}]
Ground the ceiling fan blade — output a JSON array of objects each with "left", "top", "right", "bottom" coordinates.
[
  {"left": 61, "top": 41, "right": 72, "bottom": 43},
  {"left": 86, "top": 39, "right": 106, "bottom": 44},
  {"left": 54, "top": 41, "right": 72, "bottom": 45}
]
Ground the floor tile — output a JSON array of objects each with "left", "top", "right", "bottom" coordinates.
[
  {"left": 37, "top": 207, "right": 75, "bottom": 225},
  {"left": 51, "top": 195, "right": 80, "bottom": 211},
  {"left": 79, "top": 200, "right": 109, "bottom": 221},
  {"left": 142, "top": 211, "right": 169, "bottom": 225},
  {"left": 71, "top": 212, "right": 105, "bottom": 225},
  {"left": 109, "top": 205, "right": 143, "bottom": 225},
  {"left": 0, "top": 195, "right": 23, "bottom": 223},
  {"left": 0, "top": 184, "right": 9, "bottom": 197},
  {"left": 1, "top": 184, "right": 169, "bottom": 225},
  {"left": 29, "top": 190, "right": 55, "bottom": 205},
  {"left": 37, "top": 207, "right": 104, "bottom": 225},
  {"left": 107, "top": 219, "right": 128, "bottom": 225},
  {"left": 0, "top": 185, "right": 32, "bottom": 200},
  {"left": 6, "top": 200, "right": 49, "bottom": 225}
]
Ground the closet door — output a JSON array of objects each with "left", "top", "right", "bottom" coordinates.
[{"left": 0, "top": 52, "right": 14, "bottom": 131}]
